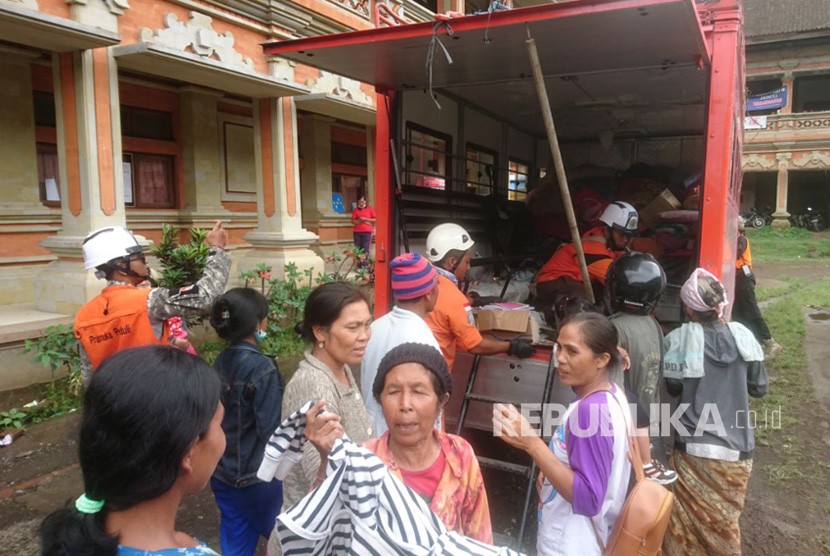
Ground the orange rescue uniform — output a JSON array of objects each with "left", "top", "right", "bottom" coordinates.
[
  {"left": 74, "top": 286, "right": 168, "bottom": 370},
  {"left": 425, "top": 275, "right": 483, "bottom": 371},
  {"left": 736, "top": 236, "right": 752, "bottom": 269},
  {"left": 536, "top": 226, "right": 620, "bottom": 285}
]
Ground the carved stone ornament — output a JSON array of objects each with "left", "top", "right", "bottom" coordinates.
[
  {"left": 66, "top": 0, "right": 130, "bottom": 16},
  {"left": 139, "top": 12, "right": 253, "bottom": 70},
  {"left": 269, "top": 57, "right": 296, "bottom": 82},
  {"left": 2, "top": 0, "right": 40, "bottom": 10},
  {"left": 308, "top": 70, "right": 372, "bottom": 105},
  {"left": 742, "top": 154, "right": 776, "bottom": 170},
  {"left": 792, "top": 150, "right": 830, "bottom": 168}
]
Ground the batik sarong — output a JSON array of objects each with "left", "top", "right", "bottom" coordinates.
[{"left": 663, "top": 450, "right": 752, "bottom": 556}]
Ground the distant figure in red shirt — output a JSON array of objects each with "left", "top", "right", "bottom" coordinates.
[{"left": 351, "top": 195, "right": 376, "bottom": 264}]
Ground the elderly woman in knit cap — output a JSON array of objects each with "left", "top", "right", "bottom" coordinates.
[
  {"left": 360, "top": 252, "right": 442, "bottom": 436},
  {"left": 306, "top": 342, "right": 493, "bottom": 544},
  {"left": 663, "top": 268, "right": 768, "bottom": 556}
]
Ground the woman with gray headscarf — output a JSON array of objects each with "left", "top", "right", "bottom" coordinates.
[{"left": 663, "top": 268, "right": 768, "bottom": 555}]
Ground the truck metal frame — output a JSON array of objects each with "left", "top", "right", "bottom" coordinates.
[
  {"left": 266, "top": 1, "right": 745, "bottom": 545},
  {"left": 265, "top": 0, "right": 745, "bottom": 314}
]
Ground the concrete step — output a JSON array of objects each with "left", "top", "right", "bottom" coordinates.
[{"left": 0, "top": 304, "right": 73, "bottom": 345}]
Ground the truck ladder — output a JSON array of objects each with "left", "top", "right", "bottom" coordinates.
[{"left": 455, "top": 350, "right": 557, "bottom": 550}]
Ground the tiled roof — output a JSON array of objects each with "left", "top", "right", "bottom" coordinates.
[{"left": 744, "top": 0, "right": 830, "bottom": 39}]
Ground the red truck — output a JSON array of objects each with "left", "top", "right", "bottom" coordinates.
[
  {"left": 266, "top": 0, "right": 744, "bottom": 311},
  {"left": 266, "top": 0, "right": 745, "bottom": 543},
  {"left": 265, "top": 0, "right": 744, "bottom": 418}
]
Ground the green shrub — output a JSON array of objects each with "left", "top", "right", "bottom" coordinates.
[
  {"left": 23, "top": 324, "right": 82, "bottom": 397},
  {"left": 7, "top": 324, "right": 85, "bottom": 429},
  {"left": 238, "top": 245, "right": 374, "bottom": 358},
  {"left": 149, "top": 224, "right": 211, "bottom": 288}
]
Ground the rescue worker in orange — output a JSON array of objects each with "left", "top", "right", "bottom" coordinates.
[
  {"left": 733, "top": 217, "right": 782, "bottom": 358},
  {"left": 74, "top": 221, "right": 231, "bottom": 385},
  {"left": 423, "top": 223, "right": 533, "bottom": 372},
  {"left": 535, "top": 201, "right": 639, "bottom": 317}
]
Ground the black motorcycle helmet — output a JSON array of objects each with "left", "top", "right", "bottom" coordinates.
[{"left": 605, "top": 252, "right": 667, "bottom": 315}]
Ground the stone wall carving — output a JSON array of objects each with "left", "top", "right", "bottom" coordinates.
[
  {"left": 2, "top": 0, "right": 39, "bottom": 10},
  {"left": 307, "top": 70, "right": 372, "bottom": 105},
  {"left": 769, "top": 113, "right": 830, "bottom": 131},
  {"left": 326, "top": 0, "right": 370, "bottom": 18},
  {"left": 139, "top": 12, "right": 253, "bottom": 70},
  {"left": 792, "top": 150, "right": 830, "bottom": 168},
  {"left": 742, "top": 153, "right": 776, "bottom": 170},
  {"left": 269, "top": 57, "right": 296, "bottom": 82},
  {"left": 66, "top": 0, "right": 129, "bottom": 16}
]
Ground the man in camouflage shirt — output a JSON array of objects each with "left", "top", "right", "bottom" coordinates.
[{"left": 74, "top": 221, "right": 231, "bottom": 384}]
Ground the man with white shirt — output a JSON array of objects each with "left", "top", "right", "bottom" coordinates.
[{"left": 361, "top": 252, "right": 441, "bottom": 434}]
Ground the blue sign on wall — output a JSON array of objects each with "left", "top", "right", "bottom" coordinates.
[
  {"left": 332, "top": 193, "right": 345, "bottom": 213},
  {"left": 747, "top": 86, "right": 788, "bottom": 112}
]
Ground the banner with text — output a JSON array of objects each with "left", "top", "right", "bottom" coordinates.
[{"left": 747, "top": 86, "right": 788, "bottom": 112}]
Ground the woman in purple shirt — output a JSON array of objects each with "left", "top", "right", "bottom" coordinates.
[{"left": 494, "top": 313, "right": 632, "bottom": 555}]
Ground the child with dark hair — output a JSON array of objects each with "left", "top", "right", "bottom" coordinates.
[
  {"left": 209, "top": 288, "right": 285, "bottom": 556},
  {"left": 40, "top": 345, "right": 224, "bottom": 556}
]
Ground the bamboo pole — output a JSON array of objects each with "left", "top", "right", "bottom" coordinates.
[{"left": 525, "top": 30, "right": 594, "bottom": 303}]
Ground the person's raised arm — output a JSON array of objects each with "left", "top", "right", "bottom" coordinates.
[{"left": 148, "top": 221, "right": 231, "bottom": 319}]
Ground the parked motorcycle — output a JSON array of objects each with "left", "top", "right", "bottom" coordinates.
[
  {"left": 741, "top": 206, "right": 771, "bottom": 228},
  {"left": 789, "top": 207, "right": 828, "bottom": 231},
  {"left": 802, "top": 207, "right": 827, "bottom": 232}
]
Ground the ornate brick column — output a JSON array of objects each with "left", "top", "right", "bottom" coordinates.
[
  {"left": 237, "top": 96, "right": 324, "bottom": 280},
  {"left": 771, "top": 152, "right": 792, "bottom": 228},
  {"left": 0, "top": 47, "right": 41, "bottom": 210},
  {"left": 180, "top": 86, "right": 230, "bottom": 222},
  {"left": 34, "top": 1, "right": 129, "bottom": 313}
]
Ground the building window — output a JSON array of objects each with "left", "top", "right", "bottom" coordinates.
[
  {"left": 332, "top": 141, "right": 367, "bottom": 167},
  {"left": 508, "top": 158, "right": 529, "bottom": 201},
  {"left": 121, "top": 106, "right": 174, "bottom": 140},
  {"left": 33, "top": 91, "right": 56, "bottom": 128},
  {"left": 405, "top": 123, "right": 451, "bottom": 190},
  {"left": 331, "top": 130, "right": 368, "bottom": 212},
  {"left": 411, "top": 0, "right": 437, "bottom": 12},
  {"left": 465, "top": 143, "right": 497, "bottom": 196},
  {"left": 123, "top": 153, "right": 176, "bottom": 208},
  {"left": 332, "top": 174, "right": 366, "bottom": 213},
  {"left": 36, "top": 143, "right": 61, "bottom": 205},
  {"left": 793, "top": 74, "right": 830, "bottom": 113}
]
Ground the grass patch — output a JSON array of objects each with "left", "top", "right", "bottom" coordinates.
[
  {"left": 755, "top": 276, "right": 804, "bottom": 303},
  {"left": 750, "top": 275, "right": 830, "bottom": 481},
  {"left": 766, "top": 463, "right": 804, "bottom": 484},
  {"left": 805, "top": 534, "right": 830, "bottom": 555},
  {"left": 745, "top": 227, "right": 830, "bottom": 263}
]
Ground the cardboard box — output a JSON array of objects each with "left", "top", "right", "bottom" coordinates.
[
  {"left": 638, "top": 189, "right": 681, "bottom": 230},
  {"left": 476, "top": 309, "right": 540, "bottom": 343}
]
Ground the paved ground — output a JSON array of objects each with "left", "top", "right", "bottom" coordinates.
[{"left": 2, "top": 260, "right": 829, "bottom": 555}]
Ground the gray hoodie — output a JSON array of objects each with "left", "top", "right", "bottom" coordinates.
[{"left": 667, "top": 321, "right": 768, "bottom": 461}]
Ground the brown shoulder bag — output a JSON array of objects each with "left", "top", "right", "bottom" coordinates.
[{"left": 591, "top": 391, "right": 674, "bottom": 556}]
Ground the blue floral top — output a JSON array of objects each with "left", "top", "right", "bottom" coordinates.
[{"left": 118, "top": 544, "right": 219, "bottom": 555}]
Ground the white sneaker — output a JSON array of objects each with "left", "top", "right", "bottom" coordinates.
[{"left": 643, "top": 460, "right": 678, "bottom": 485}]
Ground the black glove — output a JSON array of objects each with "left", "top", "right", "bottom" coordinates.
[
  {"left": 468, "top": 292, "right": 502, "bottom": 308},
  {"left": 508, "top": 337, "right": 534, "bottom": 358}
]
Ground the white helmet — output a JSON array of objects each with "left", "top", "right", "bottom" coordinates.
[
  {"left": 82, "top": 226, "right": 143, "bottom": 270},
  {"left": 425, "top": 223, "right": 475, "bottom": 263},
  {"left": 599, "top": 201, "right": 639, "bottom": 235}
]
